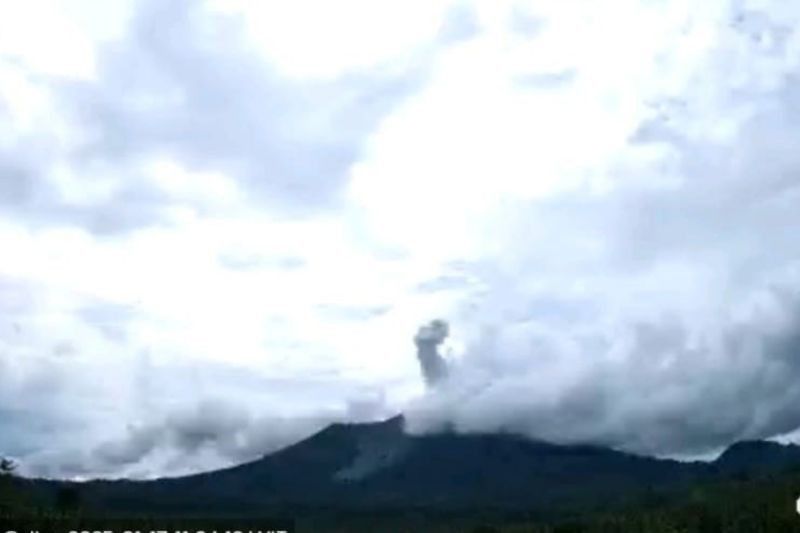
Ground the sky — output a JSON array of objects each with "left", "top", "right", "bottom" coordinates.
[{"left": 2, "top": 0, "right": 800, "bottom": 479}]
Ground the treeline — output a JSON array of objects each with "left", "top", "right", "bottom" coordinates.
[
  {"left": 297, "top": 469, "right": 800, "bottom": 532},
  {"left": 1, "top": 457, "right": 83, "bottom": 519},
  {"left": 5, "top": 455, "right": 800, "bottom": 532},
  {"left": 494, "top": 468, "right": 800, "bottom": 533},
  {"left": 0, "top": 457, "right": 28, "bottom": 515}
]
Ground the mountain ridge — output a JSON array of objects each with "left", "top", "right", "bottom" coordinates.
[{"left": 29, "top": 414, "right": 800, "bottom": 515}]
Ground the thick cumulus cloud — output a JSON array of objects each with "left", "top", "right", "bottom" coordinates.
[
  {"left": 0, "top": 271, "right": 397, "bottom": 478},
  {"left": 23, "top": 399, "right": 332, "bottom": 479},
  {"left": 397, "top": 0, "right": 800, "bottom": 458},
  {"left": 405, "top": 270, "right": 800, "bottom": 457},
  {"left": 54, "top": 0, "right": 428, "bottom": 221},
  {"left": 0, "top": 0, "right": 429, "bottom": 236},
  {"left": 22, "top": 387, "right": 392, "bottom": 479},
  {"left": 0, "top": 0, "right": 448, "bottom": 478}
]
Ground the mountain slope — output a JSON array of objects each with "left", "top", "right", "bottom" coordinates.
[
  {"left": 714, "top": 440, "right": 800, "bottom": 476},
  {"left": 36, "top": 416, "right": 800, "bottom": 515}
]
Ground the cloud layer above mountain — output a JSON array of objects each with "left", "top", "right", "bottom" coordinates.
[{"left": 3, "top": 0, "right": 800, "bottom": 477}]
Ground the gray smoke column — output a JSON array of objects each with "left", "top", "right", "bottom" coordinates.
[{"left": 414, "top": 319, "right": 450, "bottom": 387}]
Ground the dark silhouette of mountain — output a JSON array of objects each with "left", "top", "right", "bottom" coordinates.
[
  {"left": 30, "top": 416, "right": 800, "bottom": 516},
  {"left": 713, "top": 439, "right": 800, "bottom": 477}
]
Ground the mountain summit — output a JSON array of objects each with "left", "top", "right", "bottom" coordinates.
[{"left": 43, "top": 415, "right": 800, "bottom": 515}]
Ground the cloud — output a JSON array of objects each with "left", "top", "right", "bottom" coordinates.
[
  {"left": 56, "top": 0, "right": 424, "bottom": 220},
  {"left": 406, "top": 272, "right": 800, "bottom": 457},
  {"left": 15, "top": 360, "right": 388, "bottom": 479},
  {"left": 5, "top": 0, "right": 800, "bottom": 479},
  {"left": 0, "top": 274, "right": 401, "bottom": 479},
  {"left": 22, "top": 399, "right": 329, "bottom": 479},
  {"left": 315, "top": 304, "right": 391, "bottom": 321},
  {"left": 1, "top": 0, "right": 426, "bottom": 237},
  {"left": 394, "top": 0, "right": 800, "bottom": 458},
  {"left": 0, "top": 0, "right": 455, "bottom": 478},
  {"left": 23, "top": 390, "right": 393, "bottom": 480}
]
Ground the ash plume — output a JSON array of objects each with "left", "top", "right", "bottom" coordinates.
[{"left": 414, "top": 319, "right": 450, "bottom": 387}]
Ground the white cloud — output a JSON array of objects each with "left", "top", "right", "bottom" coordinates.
[
  {"left": 209, "top": 0, "right": 459, "bottom": 79},
  {"left": 3, "top": 0, "right": 800, "bottom": 477},
  {"left": 0, "top": 0, "right": 133, "bottom": 80}
]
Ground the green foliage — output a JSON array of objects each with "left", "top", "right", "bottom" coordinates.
[
  {"left": 298, "top": 468, "right": 800, "bottom": 531},
  {"left": 0, "top": 458, "right": 59, "bottom": 519},
  {"left": 7, "top": 456, "right": 800, "bottom": 531},
  {"left": 0, "top": 456, "right": 25, "bottom": 516},
  {"left": 494, "top": 469, "right": 800, "bottom": 533},
  {"left": 55, "top": 485, "right": 83, "bottom": 513},
  {"left": 0, "top": 457, "right": 16, "bottom": 476}
]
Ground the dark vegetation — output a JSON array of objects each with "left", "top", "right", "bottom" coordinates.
[{"left": 0, "top": 457, "right": 28, "bottom": 516}]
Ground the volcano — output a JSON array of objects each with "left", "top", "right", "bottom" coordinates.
[{"left": 34, "top": 415, "right": 800, "bottom": 516}]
